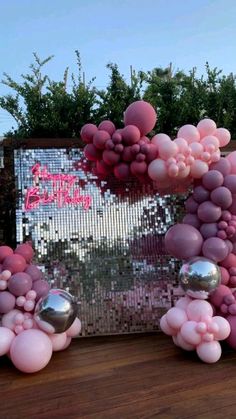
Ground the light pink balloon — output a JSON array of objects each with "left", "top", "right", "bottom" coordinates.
[
  {"left": 201, "top": 135, "right": 219, "bottom": 150},
  {"left": 0, "top": 327, "right": 15, "bottom": 355},
  {"left": 189, "top": 142, "right": 203, "bottom": 158},
  {"left": 175, "top": 296, "right": 192, "bottom": 310},
  {"left": 212, "top": 316, "right": 230, "bottom": 340},
  {"left": 148, "top": 159, "right": 168, "bottom": 181},
  {"left": 60, "top": 336, "right": 72, "bottom": 350},
  {"left": 10, "top": 329, "right": 53, "bottom": 373},
  {"left": 168, "top": 163, "right": 179, "bottom": 178},
  {"left": 66, "top": 318, "right": 82, "bottom": 337},
  {"left": 196, "top": 341, "right": 222, "bottom": 363},
  {"left": 50, "top": 332, "right": 67, "bottom": 351},
  {"left": 190, "top": 160, "right": 209, "bottom": 178},
  {"left": 151, "top": 133, "right": 171, "bottom": 148},
  {"left": 158, "top": 141, "right": 178, "bottom": 160},
  {"left": 160, "top": 314, "right": 176, "bottom": 336},
  {"left": 197, "top": 119, "right": 217, "bottom": 138},
  {"left": 177, "top": 164, "right": 190, "bottom": 178},
  {"left": 177, "top": 125, "right": 200, "bottom": 144},
  {"left": 186, "top": 300, "right": 213, "bottom": 322},
  {"left": 180, "top": 321, "right": 201, "bottom": 345},
  {"left": 1, "top": 309, "right": 22, "bottom": 331},
  {"left": 176, "top": 332, "right": 195, "bottom": 351},
  {"left": 173, "top": 137, "right": 189, "bottom": 153},
  {"left": 166, "top": 307, "right": 188, "bottom": 330},
  {"left": 214, "top": 128, "right": 231, "bottom": 147}
]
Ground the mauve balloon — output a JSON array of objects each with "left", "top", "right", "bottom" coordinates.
[
  {"left": 224, "top": 175, "right": 236, "bottom": 194},
  {"left": 98, "top": 120, "right": 116, "bottom": 136},
  {"left": 202, "top": 237, "right": 228, "bottom": 262},
  {"left": 124, "top": 101, "right": 157, "bottom": 136},
  {"left": 210, "top": 186, "right": 232, "bottom": 209},
  {"left": 0, "top": 291, "right": 16, "bottom": 314},
  {"left": 8, "top": 272, "right": 32, "bottom": 297},
  {"left": 165, "top": 223, "right": 203, "bottom": 259},
  {"left": 114, "top": 163, "right": 130, "bottom": 180},
  {"left": 15, "top": 243, "right": 34, "bottom": 263},
  {"left": 32, "top": 280, "right": 50, "bottom": 300},
  {"left": 202, "top": 170, "right": 224, "bottom": 190},
  {"left": 122, "top": 125, "right": 140, "bottom": 145},
  {"left": 80, "top": 123, "right": 98, "bottom": 144},
  {"left": 0, "top": 246, "right": 13, "bottom": 263},
  {"left": 185, "top": 197, "right": 199, "bottom": 213},
  {"left": 84, "top": 143, "right": 102, "bottom": 161},
  {"left": 182, "top": 214, "right": 200, "bottom": 229},
  {"left": 210, "top": 157, "right": 231, "bottom": 176},
  {"left": 198, "top": 201, "right": 222, "bottom": 223},
  {"left": 3, "top": 254, "right": 27, "bottom": 274},
  {"left": 93, "top": 130, "right": 110, "bottom": 150},
  {"left": 193, "top": 186, "right": 210, "bottom": 203},
  {"left": 200, "top": 223, "right": 218, "bottom": 239},
  {"left": 25, "top": 265, "right": 43, "bottom": 282}
]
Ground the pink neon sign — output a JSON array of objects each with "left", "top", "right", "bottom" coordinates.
[{"left": 25, "top": 163, "right": 92, "bottom": 211}]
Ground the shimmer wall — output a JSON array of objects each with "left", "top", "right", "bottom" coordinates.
[{"left": 14, "top": 148, "right": 186, "bottom": 336}]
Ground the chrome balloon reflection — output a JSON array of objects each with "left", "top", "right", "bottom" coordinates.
[
  {"left": 179, "top": 257, "right": 221, "bottom": 299},
  {"left": 34, "top": 289, "right": 78, "bottom": 334}
]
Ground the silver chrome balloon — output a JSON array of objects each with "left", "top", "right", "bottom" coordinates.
[
  {"left": 179, "top": 257, "right": 221, "bottom": 299},
  {"left": 34, "top": 289, "right": 78, "bottom": 333}
]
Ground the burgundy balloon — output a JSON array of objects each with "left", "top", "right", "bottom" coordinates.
[
  {"left": 25, "top": 265, "right": 43, "bottom": 282},
  {"left": 93, "top": 130, "right": 110, "bottom": 150},
  {"left": 8, "top": 272, "right": 32, "bottom": 297},
  {"left": 124, "top": 101, "right": 157, "bottom": 136},
  {"left": 131, "top": 144, "right": 140, "bottom": 154},
  {"left": 165, "top": 223, "right": 203, "bottom": 259},
  {"left": 185, "top": 197, "right": 199, "bottom": 213},
  {"left": 105, "top": 139, "right": 115, "bottom": 150},
  {"left": 224, "top": 175, "right": 236, "bottom": 194},
  {"left": 114, "top": 163, "right": 130, "bottom": 180},
  {"left": 103, "top": 150, "right": 120, "bottom": 166},
  {"left": 182, "top": 214, "right": 201, "bottom": 229},
  {"left": 80, "top": 123, "right": 98, "bottom": 144},
  {"left": 96, "top": 160, "right": 112, "bottom": 176},
  {"left": 32, "top": 280, "right": 50, "bottom": 300},
  {"left": 98, "top": 120, "right": 116, "bottom": 136},
  {"left": 0, "top": 246, "right": 13, "bottom": 263},
  {"left": 114, "top": 144, "right": 124, "bottom": 154},
  {"left": 197, "top": 201, "right": 222, "bottom": 222},
  {"left": 202, "top": 237, "right": 228, "bottom": 262},
  {"left": 210, "top": 157, "right": 231, "bottom": 176},
  {"left": 193, "top": 186, "right": 210, "bottom": 203},
  {"left": 209, "top": 284, "right": 232, "bottom": 307},
  {"left": 112, "top": 132, "right": 122, "bottom": 144},
  {"left": 0, "top": 291, "right": 16, "bottom": 314},
  {"left": 210, "top": 186, "right": 232, "bottom": 209},
  {"left": 84, "top": 143, "right": 102, "bottom": 161},
  {"left": 202, "top": 170, "right": 224, "bottom": 190},
  {"left": 122, "top": 125, "right": 141, "bottom": 145},
  {"left": 3, "top": 254, "right": 27, "bottom": 274},
  {"left": 122, "top": 146, "right": 133, "bottom": 162},
  {"left": 145, "top": 143, "right": 158, "bottom": 163},
  {"left": 15, "top": 243, "right": 34, "bottom": 263},
  {"left": 200, "top": 223, "right": 218, "bottom": 239},
  {"left": 136, "top": 153, "right": 146, "bottom": 162},
  {"left": 130, "top": 161, "right": 147, "bottom": 176}
]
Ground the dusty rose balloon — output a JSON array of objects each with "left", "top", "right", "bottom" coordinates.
[
  {"left": 193, "top": 185, "right": 210, "bottom": 203},
  {"left": 122, "top": 125, "right": 140, "bottom": 145},
  {"left": 182, "top": 214, "right": 201, "bottom": 229},
  {"left": 198, "top": 201, "right": 222, "bottom": 222},
  {"left": 214, "top": 127, "right": 231, "bottom": 147},
  {"left": 8, "top": 272, "right": 32, "bottom": 297},
  {"left": 221, "top": 253, "right": 236, "bottom": 269},
  {"left": 80, "top": 123, "right": 98, "bottom": 144},
  {"left": 202, "top": 170, "right": 224, "bottom": 190},
  {"left": 210, "top": 157, "right": 231, "bottom": 176},
  {"left": 144, "top": 143, "right": 158, "bottom": 163},
  {"left": 50, "top": 332, "right": 67, "bottom": 351},
  {"left": 84, "top": 143, "right": 102, "bottom": 161},
  {"left": 32, "top": 280, "right": 50, "bottom": 300},
  {"left": 3, "top": 254, "right": 26, "bottom": 274},
  {"left": 185, "top": 197, "right": 198, "bottom": 213},
  {"left": 130, "top": 161, "right": 147, "bottom": 176},
  {"left": 103, "top": 150, "right": 120, "bottom": 166},
  {"left": 177, "top": 124, "right": 200, "bottom": 144},
  {"left": 197, "top": 119, "right": 217, "bottom": 138},
  {"left": 122, "top": 146, "right": 133, "bottom": 162},
  {"left": 66, "top": 317, "right": 82, "bottom": 337},
  {"left": 96, "top": 160, "right": 112, "bottom": 176},
  {"left": 0, "top": 246, "right": 13, "bottom": 263},
  {"left": 93, "top": 130, "right": 110, "bottom": 150},
  {"left": 25, "top": 265, "right": 43, "bottom": 282},
  {"left": 98, "top": 120, "right": 116, "bottom": 136},
  {"left": 10, "top": 329, "right": 53, "bottom": 373},
  {"left": 165, "top": 223, "right": 203, "bottom": 259},
  {"left": 0, "top": 327, "right": 15, "bottom": 356},
  {"left": 114, "top": 144, "right": 124, "bottom": 154},
  {"left": 148, "top": 159, "right": 168, "bottom": 181},
  {"left": 114, "top": 163, "right": 130, "bottom": 180},
  {"left": 15, "top": 243, "right": 34, "bottom": 263},
  {"left": 210, "top": 284, "right": 232, "bottom": 307},
  {"left": 124, "top": 101, "right": 157, "bottom": 136},
  {"left": 220, "top": 266, "right": 230, "bottom": 285},
  {"left": 200, "top": 223, "right": 218, "bottom": 239},
  {"left": 190, "top": 160, "right": 208, "bottom": 178},
  {"left": 202, "top": 237, "right": 228, "bottom": 262},
  {"left": 211, "top": 186, "right": 232, "bottom": 209},
  {"left": 0, "top": 291, "right": 16, "bottom": 314}
]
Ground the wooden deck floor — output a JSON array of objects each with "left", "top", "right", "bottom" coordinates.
[{"left": 1, "top": 333, "right": 236, "bottom": 418}]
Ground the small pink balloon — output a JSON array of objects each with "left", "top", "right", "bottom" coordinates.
[
  {"left": 197, "top": 119, "right": 217, "bottom": 138},
  {"left": 168, "top": 163, "right": 179, "bottom": 177},
  {"left": 159, "top": 141, "right": 178, "bottom": 160},
  {"left": 98, "top": 120, "right": 116, "bottom": 136},
  {"left": 66, "top": 318, "right": 82, "bottom": 337},
  {"left": 50, "top": 332, "right": 67, "bottom": 351},
  {"left": 10, "top": 329, "right": 53, "bottom": 373},
  {"left": 1, "top": 270, "right": 11, "bottom": 281},
  {"left": 190, "top": 160, "right": 209, "bottom": 178},
  {"left": 0, "top": 327, "right": 15, "bottom": 356},
  {"left": 196, "top": 341, "right": 221, "bottom": 363},
  {"left": 212, "top": 316, "right": 230, "bottom": 340},
  {"left": 214, "top": 127, "right": 231, "bottom": 147},
  {"left": 175, "top": 296, "right": 192, "bottom": 310},
  {"left": 160, "top": 315, "right": 176, "bottom": 336},
  {"left": 186, "top": 300, "right": 213, "bottom": 322},
  {"left": 180, "top": 321, "right": 201, "bottom": 345},
  {"left": 166, "top": 307, "right": 188, "bottom": 330},
  {"left": 124, "top": 101, "right": 157, "bottom": 136},
  {"left": 177, "top": 124, "right": 200, "bottom": 144},
  {"left": 80, "top": 123, "right": 98, "bottom": 144},
  {"left": 148, "top": 159, "right": 168, "bottom": 181}
]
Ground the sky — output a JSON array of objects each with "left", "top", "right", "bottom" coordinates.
[{"left": 1, "top": 0, "right": 236, "bottom": 135}]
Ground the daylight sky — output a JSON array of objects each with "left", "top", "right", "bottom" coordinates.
[{"left": 1, "top": 0, "right": 236, "bottom": 134}]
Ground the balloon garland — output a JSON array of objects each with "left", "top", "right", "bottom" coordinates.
[
  {"left": 81, "top": 100, "right": 236, "bottom": 363},
  {"left": 0, "top": 243, "right": 81, "bottom": 373}
]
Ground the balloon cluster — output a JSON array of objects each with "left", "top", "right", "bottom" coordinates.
[
  {"left": 160, "top": 296, "right": 230, "bottom": 363},
  {"left": 0, "top": 243, "right": 81, "bottom": 373},
  {"left": 81, "top": 102, "right": 231, "bottom": 189}
]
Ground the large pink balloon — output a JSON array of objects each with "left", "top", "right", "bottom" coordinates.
[
  {"left": 10, "top": 329, "right": 53, "bottom": 373},
  {"left": 197, "top": 119, "right": 217, "bottom": 138},
  {"left": 165, "top": 223, "right": 203, "bottom": 259},
  {"left": 177, "top": 124, "right": 200, "bottom": 144},
  {"left": 190, "top": 160, "right": 209, "bottom": 178},
  {"left": 214, "top": 128, "right": 231, "bottom": 147},
  {"left": 122, "top": 125, "right": 140, "bottom": 145},
  {"left": 202, "top": 237, "right": 229, "bottom": 262},
  {"left": 98, "top": 120, "right": 116, "bottom": 136},
  {"left": 151, "top": 133, "right": 171, "bottom": 149},
  {"left": 124, "top": 101, "right": 157, "bottom": 136},
  {"left": 0, "top": 327, "right": 15, "bottom": 355}
]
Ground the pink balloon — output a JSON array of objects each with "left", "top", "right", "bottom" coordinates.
[
  {"left": 25, "top": 265, "right": 43, "bottom": 282},
  {"left": 1, "top": 309, "right": 22, "bottom": 331},
  {"left": 212, "top": 316, "right": 230, "bottom": 340},
  {"left": 166, "top": 307, "right": 188, "bottom": 330},
  {"left": 122, "top": 125, "right": 140, "bottom": 145},
  {"left": 0, "top": 246, "right": 13, "bottom": 262},
  {"left": 159, "top": 141, "right": 178, "bottom": 160},
  {"left": 165, "top": 224, "right": 203, "bottom": 259},
  {"left": 124, "top": 101, "right": 157, "bottom": 136},
  {"left": 186, "top": 300, "right": 213, "bottom": 322},
  {"left": 98, "top": 120, "right": 116, "bottom": 136},
  {"left": 103, "top": 150, "right": 120, "bottom": 166},
  {"left": 96, "top": 160, "right": 113, "bottom": 176},
  {"left": 180, "top": 321, "right": 201, "bottom": 345},
  {"left": 60, "top": 336, "right": 72, "bottom": 350},
  {"left": 190, "top": 160, "right": 209, "bottom": 178},
  {"left": 175, "top": 332, "right": 195, "bottom": 350},
  {"left": 130, "top": 161, "right": 147, "bottom": 176},
  {"left": 152, "top": 133, "right": 171, "bottom": 149},
  {"left": 15, "top": 243, "right": 34, "bottom": 263},
  {"left": 50, "top": 332, "right": 67, "bottom": 351},
  {"left": 214, "top": 128, "right": 231, "bottom": 147},
  {"left": 8, "top": 272, "right": 32, "bottom": 297},
  {"left": 226, "top": 151, "right": 236, "bottom": 174},
  {"left": 160, "top": 314, "right": 176, "bottom": 336},
  {"left": 173, "top": 137, "right": 189, "bottom": 153},
  {"left": 210, "top": 157, "right": 231, "bottom": 176},
  {"left": 177, "top": 124, "right": 200, "bottom": 144},
  {"left": 197, "top": 119, "right": 217, "bottom": 138},
  {"left": 93, "top": 130, "right": 110, "bottom": 150},
  {"left": 201, "top": 135, "right": 219, "bottom": 150},
  {"left": 148, "top": 159, "right": 168, "bottom": 181},
  {"left": 10, "top": 329, "right": 53, "bottom": 373},
  {"left": 175, "top": 296, "right": 192, "bottom": 310},
  {"left": 196, "top": 341, "right": 221, "bottom": 363},
  {"left": 0, "top": 291, "right": 16, "bottom": 314},
  {"left": 202, "top": 237, "right": 228, "bottom": 262},
  {"left": 32, "top": 280, "right": 50, "bottom": 300},
  {"left": 168, "top": 163, "right": 179, "bottom": 178},
  {"left": 66, "top": 317, "right": 82, "bottom": 337},
  {"left": 84, "top": 143, "right": 102, "bottom": 161},
  {"left": 113, "top": 163, "right": 130, "bottom": 180},
  {"left": 0, "top": 327, "right": 15, "bottom": 356},
  {"left": 2, "top": 254, "right": 26, "bottom": 274},
  {"left": 80, "top": 123, "right": 98, "bottom": 144},
  {"left": 189, "top": 142, "right": 203, "bottom": 158}
]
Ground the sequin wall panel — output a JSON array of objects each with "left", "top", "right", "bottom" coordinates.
[{"left": 14, "top": 148, "right": 186, "bottom": 336}]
